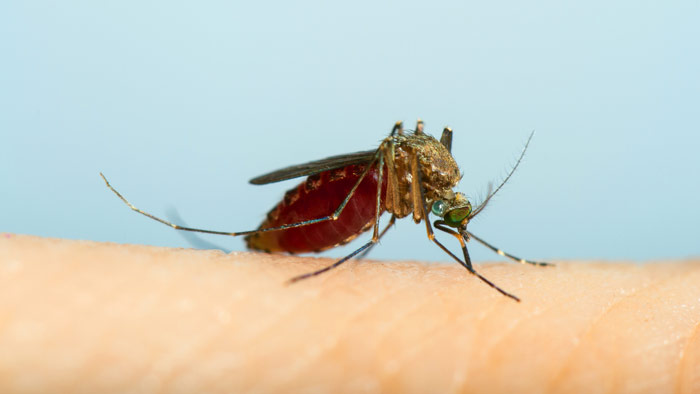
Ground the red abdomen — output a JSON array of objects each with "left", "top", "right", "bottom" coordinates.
[{"left": 246, "top": 164, "right": 386, "bottom": 253}]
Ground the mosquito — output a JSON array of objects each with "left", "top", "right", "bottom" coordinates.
[{"left": 101, "top": 120, "right": 551, "bottom": 301}]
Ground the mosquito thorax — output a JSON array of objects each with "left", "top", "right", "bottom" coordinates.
[{"left": 391, "top": 131, "right": 462, "bottom": 203}]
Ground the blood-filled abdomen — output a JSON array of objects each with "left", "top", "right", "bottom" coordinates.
[{"left": 246, "top": 164, "right": 386, "bottom": 254}]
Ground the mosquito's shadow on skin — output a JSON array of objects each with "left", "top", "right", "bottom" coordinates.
[{"left": 165, "top": 208, "right": 232, "bottom": 253}]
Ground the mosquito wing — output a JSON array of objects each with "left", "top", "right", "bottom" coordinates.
[{"left": 249, "top": 149, "right": 377, "bottom": 185}]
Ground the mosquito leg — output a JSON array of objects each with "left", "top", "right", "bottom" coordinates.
[
  {"left": 415, "top": 119, "right": 424, "bottom": 134},
  {"left": 465, "top": 231, "right": 552, "bottom": 267},
  {"left": 286, "top": 240, "right": 375, "bottom": 283},
  {"left": 406, "top": 149, "right": 439, "bottom": 242},
  {"left": 289, "top": 151, "right": 387, "bottom": 282},
  {"left": 370, "top": 150, "right": 385, "bottom": 240},
  {"left": 356, "top": 214, "right": 397, "bottom": 260},
  {"left": 358, "top": 136, "right": 399, "bottom": 260},
  {"left": 407, "top": 152, "right": 519, "bottom": 302},
  {"left": 102, "top": 173, "right": 344, "bottom": 236},
  {"left": 433, "top": 222, "right": 520, "bottom": 302},
  {"left": 381, "top": 140, "right": 400, "bottom": 215},
  {"left": 409, "top": 151, "right": 425, "bottom": 224},
  {"left": 390, "top": 121, "right": 404, "bottom": 136},
  {"left": 100, "top": 150, "right": 381, "bottom": 237},
  {"left": 439, "top": 127, "right": 453, "bottom": 153},
  {"left": 166, "top": 208, "right": 232, "bottom": 253}
]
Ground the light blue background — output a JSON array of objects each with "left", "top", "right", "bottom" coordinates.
[{"left": 2, "top": 1, "right": 698, "bottom": 263}]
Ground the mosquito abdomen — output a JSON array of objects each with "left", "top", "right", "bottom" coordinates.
[{"left": 246, "top": 164, "right": 387, "bottom": 253}]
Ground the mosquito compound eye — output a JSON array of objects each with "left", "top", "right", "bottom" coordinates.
[
  {"left": 431, "top": 200, "right": 447, "bottom": 216},
  {"left": 444, "top": 206, "right": 472, "bottom": 227}
]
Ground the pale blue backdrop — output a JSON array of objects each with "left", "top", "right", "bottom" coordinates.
[{"left": 2, "top": 1, "right": 698, "bottom": 263}]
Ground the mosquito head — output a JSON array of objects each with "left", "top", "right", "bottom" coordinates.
[{"left": 430, "top": 192, "right": 472, "bottom": 230}]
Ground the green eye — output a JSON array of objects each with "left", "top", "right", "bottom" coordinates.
[
  {"left": 444, "top": 207, "right": 471, "bottom": 227},
  {"left": 431, "top": 200, "right": 447, "bottom": 216}
]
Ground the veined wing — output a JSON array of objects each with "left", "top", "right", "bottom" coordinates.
[{"left": 249, "top": 149, "right": 377, "bottom": 185}]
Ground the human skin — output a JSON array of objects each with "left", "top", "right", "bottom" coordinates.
[{"left": 0, "top": 233, "right": 699, "bottom": 393}]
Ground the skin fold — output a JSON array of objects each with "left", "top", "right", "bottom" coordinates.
[{"left": 1, "top": 234, "right": 699, "bottom": 393}]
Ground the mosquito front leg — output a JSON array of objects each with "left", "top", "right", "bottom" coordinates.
[
  {"left": 433, "top": 222, "right": 521, "bottom": 302},
  {"left": 407, "top": 150, "right": 460, "bottom": 257},
  {"left": 406, "top": 154, "right": 520, "bottom": 302}
]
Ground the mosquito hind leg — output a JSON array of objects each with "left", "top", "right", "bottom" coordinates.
[
  {"left": 101, "top": 172, "right": 339, "bottom": 237},
  {"left": 288, "top": 145, "right": 387, "bottom": 282},
  {"left": 166, "top": 208, "right": 232, "bottom": 252},
  {"left": 100, "top": 149, "right": 380, "bottom": 238}
]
